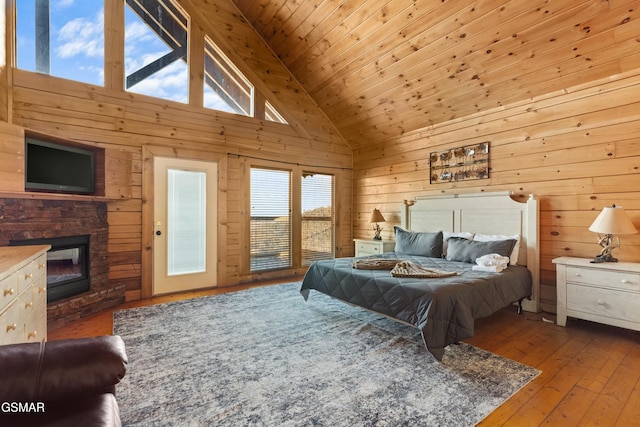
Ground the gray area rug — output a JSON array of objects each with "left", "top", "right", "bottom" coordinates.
[{"left": 113, "top": 282, "right": 540, "bottom": 426}]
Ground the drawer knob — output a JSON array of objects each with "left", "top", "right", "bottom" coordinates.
[
  {"left": 27, "top": 331, "right": 37, "bottom": 339},
  {"left": 38, "top": 263, "right": 45, "bottom": 269},
  {"left": 597, "top": 299, "right": 606, "bottom": 306},
  {"left": 25, "top": 301, "right": 33, "bottom": 309},
  {"left": 574, "top": 273, "right": 582, "bottom": 278},
  {"left": 38, "top": 287, "right": 46, "bottom": 294},
  {"left": 6, "top": 323, "right": 17, "bottom": 332},
  {"left": 621, "top": 279, "right": 632, "bottom": 284},
  {"left": 24, "top": 273, "right": 33, "bottom": 280},
  {"left": 3, "top": 288, "right": 14, "bottom": 297}
]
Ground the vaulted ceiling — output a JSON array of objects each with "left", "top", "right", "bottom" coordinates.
[{"left": 227, "top": 0, "right": 637, "bottom": 149}]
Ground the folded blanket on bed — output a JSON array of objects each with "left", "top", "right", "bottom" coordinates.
[
  {"left": 390, "top": 261, "right": 458, "bottom": 278},
  {"left": 351, "top": 258, "right": 399, "bottom": 270},
  {"left": 352, "top": 258, "right": 457, "bottom": 278},
  {"left": 472, "top": 253, "right": 510, "bottom": 273}
]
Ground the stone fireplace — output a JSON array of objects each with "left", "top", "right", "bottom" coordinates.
[{"left": 0, "top": 198, "right": 125, "bottom": 329}]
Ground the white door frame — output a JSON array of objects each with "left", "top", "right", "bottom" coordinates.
[
  {"left": 152, "top": 156, "right": 217, "bottom": 295},
  {"left": 141, "top": 146, "right": 227, "bottom": 299}
]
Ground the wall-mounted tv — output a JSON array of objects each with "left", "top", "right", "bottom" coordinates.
[{"left": 25, "top": 137, "right": 95, "bottom": 195}]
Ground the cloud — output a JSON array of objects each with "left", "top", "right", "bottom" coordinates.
[
  {"left": 76, "top": 64, "right": 105, "bottom": 85},
  {"left": 126, "top": 60, "right": 188, "bottom": 103},
  {"left": 54, "top": 0, "right": 75, "bottom": 9},
  {"left": 204, "top": 89, "right": 235, "bottom": 113},
  {"left": 55, "top": 9, "right": 104, "bottom": 58},
  {"left": 125, "top": 21, "right": 156, "bottom": 44}
]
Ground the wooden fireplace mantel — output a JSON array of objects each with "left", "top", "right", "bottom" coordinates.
[{"left": 0, "top": 190, "right": 125, "bottom": 202}]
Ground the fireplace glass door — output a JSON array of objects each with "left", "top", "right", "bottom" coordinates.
[
  {"left": 10, "top": 234, "right": 90, "bottom": 302},
  {"left": 48, "top": 247, "right": 83, "bottom": 283}
]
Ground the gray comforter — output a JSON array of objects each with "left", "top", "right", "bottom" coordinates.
[{"left": 300, "top": 252, "right": 532, "bottom": 360}]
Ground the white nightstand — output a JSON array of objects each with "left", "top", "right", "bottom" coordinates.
[
  {"left": 553, "top": 256, "right": 640, "bottom": 331},
  {"left": 354, "top": 239, "right": 395, "bottom": 257}
]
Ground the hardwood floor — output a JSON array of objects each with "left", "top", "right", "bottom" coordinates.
[
  {"left": 48, "top": 282, "right": 640, "bottom": 427},
  {"left": 469, "top": 311, "right": 640, "bottom": 427}
]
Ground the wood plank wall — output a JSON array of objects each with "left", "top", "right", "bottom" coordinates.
[
  {"left": 0, "top": 122, "right": 22, "bottom": 191},
  {"left": 3, "top": 70, "right": 352, "bottom": 301},
  {"left": 0, "top": 2, "right": 7, "bottom": 122},
  {"left": 2, "top": 70, "right": 352, "bottom": 301},
  {"left": 0, "top": 0, "right": 354, "bottom": 302},
  {"left": 353, "top": 68, "right": 640, "bottom": 312},
  {"left": 4, "top": 0, "right": 638, "bottom": 313}
]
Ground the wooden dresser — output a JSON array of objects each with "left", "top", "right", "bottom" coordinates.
[
  {"left": 553, "top": 256, "right": 640, "bottom": 331},
  {"left": 0, "top": 245, "right": 50, "bottom": 345}
]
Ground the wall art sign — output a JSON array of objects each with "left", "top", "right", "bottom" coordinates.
[{"left": 429, "top": 142, "right": 490, "bottom": 184}]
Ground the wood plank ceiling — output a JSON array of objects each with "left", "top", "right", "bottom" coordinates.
[{"left": 225, "top": 0, "right": 638, "bottom": 149}]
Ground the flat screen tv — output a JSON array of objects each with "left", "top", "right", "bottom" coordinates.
[{"left": 25, "top": 137, "right": 95, "bottom": 195}]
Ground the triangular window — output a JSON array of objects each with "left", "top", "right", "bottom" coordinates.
[
  {"left": 265, "top": 101, "right": 287, "bottom": 124},
  {"left": 204, "top": 37, "right": 253, "bottom": 116},
  {"left": 124, "top": 0, "right": 189, "bottom": 103}
]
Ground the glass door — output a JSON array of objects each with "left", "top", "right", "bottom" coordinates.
[{"left": 153, "top": 157, "right": 217, "bottom": 295}]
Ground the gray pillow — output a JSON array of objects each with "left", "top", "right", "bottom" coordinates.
[
  {"left": 445, "top": 237, "right": 516, "bottom": 264},
  {"left": 394, "top": 227, "right": 443, "bottom": 257}
]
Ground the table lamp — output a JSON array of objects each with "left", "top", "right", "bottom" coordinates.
[
  {"left": 370, "top": 209, "right": 386, "bottom": 240},
  {"left": 588, "top": 204, "right": 637, "bottom": 263}
]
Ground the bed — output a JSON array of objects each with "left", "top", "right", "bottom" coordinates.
[{"left": 300, "top": 191, "right": 540, "bottom": 361}]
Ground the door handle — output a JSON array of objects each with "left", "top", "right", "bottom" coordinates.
[{"left": 156, "top": 230, "right": 162, "bottom": 236}]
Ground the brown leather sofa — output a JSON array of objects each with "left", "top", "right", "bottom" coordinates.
[{"left": 0, "top": 335, "right": 128, "bottom": 427}]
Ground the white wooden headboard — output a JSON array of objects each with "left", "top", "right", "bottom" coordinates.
[{"left": 401, "top": 191, "right": 540, "bottom": 313}]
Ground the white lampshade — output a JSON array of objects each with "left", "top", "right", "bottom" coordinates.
[
  {"left": 370, "top": 209, "right": 386, "bottom": 223},
  {"left": 589, "top": 205, "right": 637, "bottom": 235}
]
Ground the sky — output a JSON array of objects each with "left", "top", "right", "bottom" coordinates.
[{"left": 15, "top": 0, "right": 234, "bottom": 110}]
